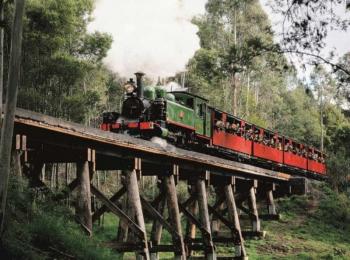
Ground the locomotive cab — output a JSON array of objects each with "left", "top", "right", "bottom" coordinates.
[{"left": 167, "top": 92, "right": 211, "bottom": 139}]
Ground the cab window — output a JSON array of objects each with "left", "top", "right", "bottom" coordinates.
[
  {"left": 186, "top": 98, "right": 194, "bottom": 108},
  {"left": 196, "top": 103, "right": 205, "bottom": 117}
]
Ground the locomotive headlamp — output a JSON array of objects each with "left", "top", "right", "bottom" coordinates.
[{"left": 124, "top": 83, "right": 135, "bottom": 94}]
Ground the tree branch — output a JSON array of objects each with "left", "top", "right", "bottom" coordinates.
[{"left": 278, "top": 49, "right": 350, "bottom": 77}]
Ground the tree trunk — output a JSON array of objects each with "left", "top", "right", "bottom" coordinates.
[
  {"left": 231, "top": 7, "right": 238, "bottom": 117},
  {"left": 231, "top": 73, "right": 238, "bottom": 116},
  {"left": 65, "top": 163, "right": 68, "bottom": 186},
  {"left": 50, "top": 163, "right": 55, "bottom": 189},
  {"left": 0, "top": 0, "right": 26, "bottom": 235},
  {"left": 245, "top": 72, "right": 250, "bottom": 117},
  {"left": 55, "top": 163, "right": 59, "bottom": 189},
  {"left": 0, "top": 0, "right": 4, "bottom": 120}
]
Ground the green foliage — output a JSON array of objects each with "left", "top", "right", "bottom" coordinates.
[
  {"left": 315, "top": 184, "right": 350, "bottom": 231},
  {"left": 330, "top": 122, "right": 350, "bottom": 155},
  {"left": 275, "top": 86, "right": 322, "bottom": 146},
  {"left": 3, "top": 0, "right": 122, "bottom": 124},
  {"left": 186, "top": 0, "right": 294, "bottom": 127},
  {"left": 1, "top": 177, "right": 115, "bottom": 260},
  {"left": 277, "top": 195, "right": 310, "bottom": 216},
  {"left": 29, "top": 213, "right": 114, "bottom": 260},
  {"left": 336, "top": 52, "right": 350, "bottom": 105},
  {"left": 244, "top": 183, "right": 350, "bottom": 259},
  {"left": 79, "top": 32, "right": 113, "bottom": 63},
  {"left": 327, "top": 151, "right": 350, "bottom": 191}
]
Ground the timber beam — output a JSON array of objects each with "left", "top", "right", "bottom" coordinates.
[
  {"left": 91, "top": 184, "right": 144, "bottom": 238},
  {"left": 178, "top": 172, "right": 216, "bottom": 259},
  {"left": 162, "top": 166, "right": 186, "bottom": 259},
  {"left": 92, "top": 186, "right": 126, "bottom": 222},
  {"left": 76, "top": 160, "right": 93, "bottom": 235}
]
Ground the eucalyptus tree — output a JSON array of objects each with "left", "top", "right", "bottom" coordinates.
[
  {"left": 336, "top": 52, "right": 350, "bottom": 105},
  {"left": 6, "top": 0, "right": 114, "bottom": 123},
  {"left": 0, "top": 0, "right": 4, "bottom": 118},
  {"left": 187, "top": 0, "right": 291, "bottom": 124},
  {"left": 0, "top": 0, "right": 25, "bottom": 236}
]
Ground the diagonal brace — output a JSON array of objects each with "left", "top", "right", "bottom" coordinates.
[
  {"left": 90, "top": 184, "right": 144, "bottom": 239},
  {"left": 92, "top": 186, "right": 126, "bottom": 222},
  {"left": 140, "top": 196, "right": 181, "bottom": 246}
]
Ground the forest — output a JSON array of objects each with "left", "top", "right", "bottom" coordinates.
[{"left": 0, "top": 0, "right": 349, "bottom": 259}]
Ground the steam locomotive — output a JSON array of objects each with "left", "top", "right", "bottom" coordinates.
[{"left": 100, "top": 72, "right": 326, "bottom": 179}]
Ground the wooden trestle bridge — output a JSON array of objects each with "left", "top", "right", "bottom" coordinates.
[{"left": 11, "top": 108, "right": 308, "bottom": 260}]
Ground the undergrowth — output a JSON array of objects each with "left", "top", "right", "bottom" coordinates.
[
  {"left": 0, "top": 177, "right": 114, "bottom": 260},
  {"left": 245, "top": 182, "right": 350, "bottom": 259}
]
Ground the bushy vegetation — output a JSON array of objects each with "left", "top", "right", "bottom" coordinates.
[
  {"left": 245, "top": 182, "right": 350, "bottom": 259},
  {"left": 315, "top": 184, "right": 350, "bottom": 231},
  {"left": 0, "top": 177, "right": 115, "bottom": 260},
  {"left": 3, "top": 0, "right": 125, "bottom": 125}
]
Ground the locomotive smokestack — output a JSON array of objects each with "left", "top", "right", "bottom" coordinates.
[{"left": 135, "top": 72, "right": 145, "bottom": 99}]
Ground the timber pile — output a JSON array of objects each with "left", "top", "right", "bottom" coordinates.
[{"left": 14, "top": 108, "right": 290, "bottom": 181}]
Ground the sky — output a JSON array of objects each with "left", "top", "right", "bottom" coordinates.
[
  {"left": 89, "top": 0, "right": 350, "bottom": 80},
  {"left": 261, "top": 0, "right": 350, "bottom": 80}
]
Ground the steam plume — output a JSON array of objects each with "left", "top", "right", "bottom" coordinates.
[
  {"left": 89, "top": 0, "right": 207, "bottom": 78},
  {"left": 151, "top": 137, "right": 176, "bottom": 152}
]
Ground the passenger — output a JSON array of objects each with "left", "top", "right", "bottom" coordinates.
[
  {"left": 284, "top": 142, "right": 289, "bottom": 151},
  {"left": 317, "top": 154, "right": 323, "bottom": 162},
  {"left": 237, "top": 126, "right": 243, "bottom": 135},
  {"left": 254, "top": 130, "right": 261, "bottom": 142},
  {"left": 274, "top": 138, "right": 281, "bottom": 150},
  {"left": 254, "top": 130, "right": 260, "bottom": 141},
  {"left": 263, "top": 136, "right": 269, "bottom": 145},
  {"left": 216, "top": 120, "right": 225, "bottom": 129},
  {"left": 231, "top": 123, "right": 238, "bottom": 133},
  {"left": 302, "top": 149, "right": 307, "bottom": 157},
  {"left": 288, "top": 144, "right": 294, "bottom": 152},
  {"left": 308, "top": 151, "right": 313, "bottom": 159},
  {"left": 278, "top": 142, "right": 282, "bottom": 150},
  {"left": 246, "top": 129, "right": 254, "bottom": 140}
]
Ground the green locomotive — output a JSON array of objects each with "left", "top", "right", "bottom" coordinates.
[{"left": 102, "top": 72, "right": 211, "bottom": 145}]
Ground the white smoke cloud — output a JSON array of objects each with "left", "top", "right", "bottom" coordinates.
[
  {"left": 89, "top": 0, "right": 207, "bottom": 79},
  {"left": 150, "top": 137, "right": 176, "bottom": 152}
]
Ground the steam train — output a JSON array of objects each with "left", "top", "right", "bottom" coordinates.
[{"left": 100, "top": 72, "right": 326, "bottom": 179}]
